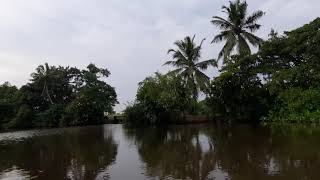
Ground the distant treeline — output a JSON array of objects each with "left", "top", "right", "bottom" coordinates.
[
  {"left": 124, "top": 0, "right": 320, "bottom": 125},
  {"left": 0, "top": 63, "right": 117, "bottom": 130}
]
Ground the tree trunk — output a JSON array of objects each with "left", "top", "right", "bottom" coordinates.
[
  {"left": 46, "top": 86, "right": 54, "bottom": 105},
  {"left": 42, "top": 81, "right": 53, "bottom": 105}
]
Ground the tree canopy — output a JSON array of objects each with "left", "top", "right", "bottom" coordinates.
[
  {"left": 211, "top": 0, "right": 264, "bottom": 60},
  {"left": 164, "top": 35, "right": 216, "bottom": 100},
  {"left": 0, "top": 63, "right": 117, "bottom": 129}
]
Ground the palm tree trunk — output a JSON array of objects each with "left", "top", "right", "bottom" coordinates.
[
  {"left": 46, "top": 86, "right": 54, "bottom": 105},
  {"left": 42, "top": 81, "right": 53, "bottom": 105}
]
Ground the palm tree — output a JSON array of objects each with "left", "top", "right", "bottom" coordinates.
[
  {"left": 31, "top": 63, "right": 54, "bottom": 104},
  {"left": 164, "top": 35, "right": 217, "bottom": 100},
  {"left": 211, "top": 0, "right": 264, "bottom": 60}
]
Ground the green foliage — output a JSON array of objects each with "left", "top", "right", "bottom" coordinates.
[
  {"left": 1, "top": 5, "right": 320, "bottom": 128},
  {"left": 63, "top": 64, "right": 117, "bottom": 126},
  {"left": 164, "top": 35, "right": 216, "bottom": 100},
  {"left": 211, "top": 0, "right": 264, "bottom": 60},
  {"left": 5, "top": 105, "right": 34, "bottom": 129},
  {"left": 0, "top": 82, "right": 21, "bottom": 128},
  {"left": 125, "top": 73, "right": 190, "bottom": 125},
  {"left": 205, "top": 18, "right": 320, "bottom": 124},
  {"left": 259, "top": 18, "right": 320, "bottom": 91},
  {"left": 34, "top": 104, "right": 63, "bottom": 128},
  {"left": 0, "top": 63, "right": 117, "bottom": 130},
  {"left": 137, "top": 73, "right": 190, "bottom": 113},
  {"left": 125, "top": 13, "right": 320, "bottom": 125},
  {"left": 124, "top": 103, "right": 153, "bottom": 125},
  {"left": 205, "top": 55, "right": 271, "bottom": 122},
  {"left": 268, "top": 88, "right": 320, "bottom": 123},
  {"left": 258, "top": 18, "right": 320, "bottom": 123}
]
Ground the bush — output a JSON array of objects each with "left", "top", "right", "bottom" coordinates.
[
  {"left": 124, "top": 103, "right": 154, "bottom": 126},
  {"left": 268, "top": 88, "right": 320, "bottom": 123},
  {"left": 124, "top": 73, "right": 192, "bottom": 125},
  {"left": 5, "top": 105, "right": 34, "bottom": 129},
  {"left": 62, "top": 99, "right": 105, "bottom": 126},
  {"left": 205, "top": 55, "right": 272, "bottom": 122},
  {"left": 33, "top": 105, "right": 64, "bottom": 127}
]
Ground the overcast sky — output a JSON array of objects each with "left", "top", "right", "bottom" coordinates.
[{"left": 0, "top": 0, "right": 319, "bottom": 111}]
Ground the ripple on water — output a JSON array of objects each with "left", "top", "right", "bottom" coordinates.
[
  {"left": 0, "top": 128, "right": 66, "bottom": 145},
  {"left": 0, "top": 167, "right": 33, "bottom": 180}
]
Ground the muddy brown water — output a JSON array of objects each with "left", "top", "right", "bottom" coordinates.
[{"left": 0, "top": 124, "right": 320, "bottom": 180}]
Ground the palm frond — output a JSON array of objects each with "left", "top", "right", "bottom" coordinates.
[
  {"left": 237, "top": 0, "right": 248, "bottom": 25},
  {"left": 45, "top": 63, "right": 50, "bottom": 71},
  {"left": 179, "top": 69, "right": 192, "bottom": 83},
  {"left": 173, "top": 51, "right": 188, "bottom": 64},
  {"left": 211, "top": 16, "right": 232, "bottom": 30},
  {"left": 194, "top": 69, "right": 210, "bottom": 90},
  {"left": 167, "top": 49, "right": 176, "bottom": 54},
  {"left": 237, "top": 34, "right": 251, "bottom": 55},
  {"left": 195, "top": 69, "right": 210, "bottom": 81},
  {"left": 211, "top": 30, "right": 232, "bottom": 43},
  {"left": 242, "top": 32, "right": 263, "bottom": 47},
  {"left": 196, "top": 59, "right": 218, "bottom": 70},
  {"left": 228, "top": 0, "right": 239, "bottom": 23},
  {"left": 174, "top": 41, "right": 189, "bottom": 58},
  {"left": 218, "top": 33, "right": 237, "bottom": 60},
  {"left": 213, "top": 0, "right": 264, "bottom": 59},
  {"left": 166, "top": 68, "right": 184, "bottom": 76},
  {"left": 244, "top": 24, "right": 261, "bottom": 32},
  {"left": 199, "top": 38, "right": 206, "bottom": 47},
  {"left": 165, "top": 35, "right": 210, "bottom": 99},
  {"left": 191, "top": 34, "right": 196, "bottom": 42},
  {"left": 245, "top": 10, "right": 265, "bottom": 25},
  {"left": 222, "top": 5, "right": 230, "bottom": 14},
  {"left": 163, "top": 61, "right": 176, "bottom": 66}
]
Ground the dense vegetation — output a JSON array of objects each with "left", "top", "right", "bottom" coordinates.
[
  {"left": 124, "top": 36, "right": 216, "bottom": 125},
  {"left": 260, "top": 18, "right": 320, "bottom": 123},
  {"left": 125, "top": 0, "right": 320, "bottom": 125},
  {"left": 1, "top": 0, "right": 320, "bottom": 129},
  {"left": 0, "top": 63, "right": 117, "bottom": 130}
]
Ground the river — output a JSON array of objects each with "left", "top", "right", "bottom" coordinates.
[{"left": 0, "top": 124, "right": 319, "bottom": 180}]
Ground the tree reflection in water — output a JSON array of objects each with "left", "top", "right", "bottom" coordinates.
[
  {"left": 1, "top": 124, "right": 320, "bottom": 180},
  {"left": 124, "top": 125, "right": 219, "bottom": 180},
  {"left": 0, "top": 126, "right": 118, "bottom": 180},
  {"left": 124, "top": 124, "right": 320, "bottom": 180}
]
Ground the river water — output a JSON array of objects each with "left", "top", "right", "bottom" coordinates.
[{"left": 0, "top": 124, "right": 320, "bottom": 180}]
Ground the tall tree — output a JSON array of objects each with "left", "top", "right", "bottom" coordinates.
[
  {"left": 211, "top": 0, "right": 264, "bottom": 60},
  {"left": 0, "top": 82, "right": 20, "bottom": 127},
  {"left": 164, "top": 35, "right": 216, "bottom": 100},
  {"left": 31, "top": 63, "right": 54, "bottom": 104},
  {"left": 64, "top": 64, "right": 118, "bottom": 125}
]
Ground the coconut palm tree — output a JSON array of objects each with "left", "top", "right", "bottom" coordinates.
[
  {"left": 31, "top": 63, "right": 54, "bottom": 104},
  {"left": 164, "top": 35, "right": 217, "bottom": 100},
  {"left": 211, "top": 0, "right": 264, "bottom": 60}
]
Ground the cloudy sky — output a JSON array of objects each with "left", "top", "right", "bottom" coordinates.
[{"left": 0, "top": 0, "right": 319, "bottom": 111}]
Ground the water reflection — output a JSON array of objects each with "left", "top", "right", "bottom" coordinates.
[
  {"left": 0, "top": 126, "right": 118, "bottom": 180},
  {"left": 124, "top": 124, "right": 320, "bottom": 180},
  {"left": 124, "top": 125, "right": 221, "bottom": 180},
  {"left": 1, "top": 124, "right": 320, "bottom": 180}
]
